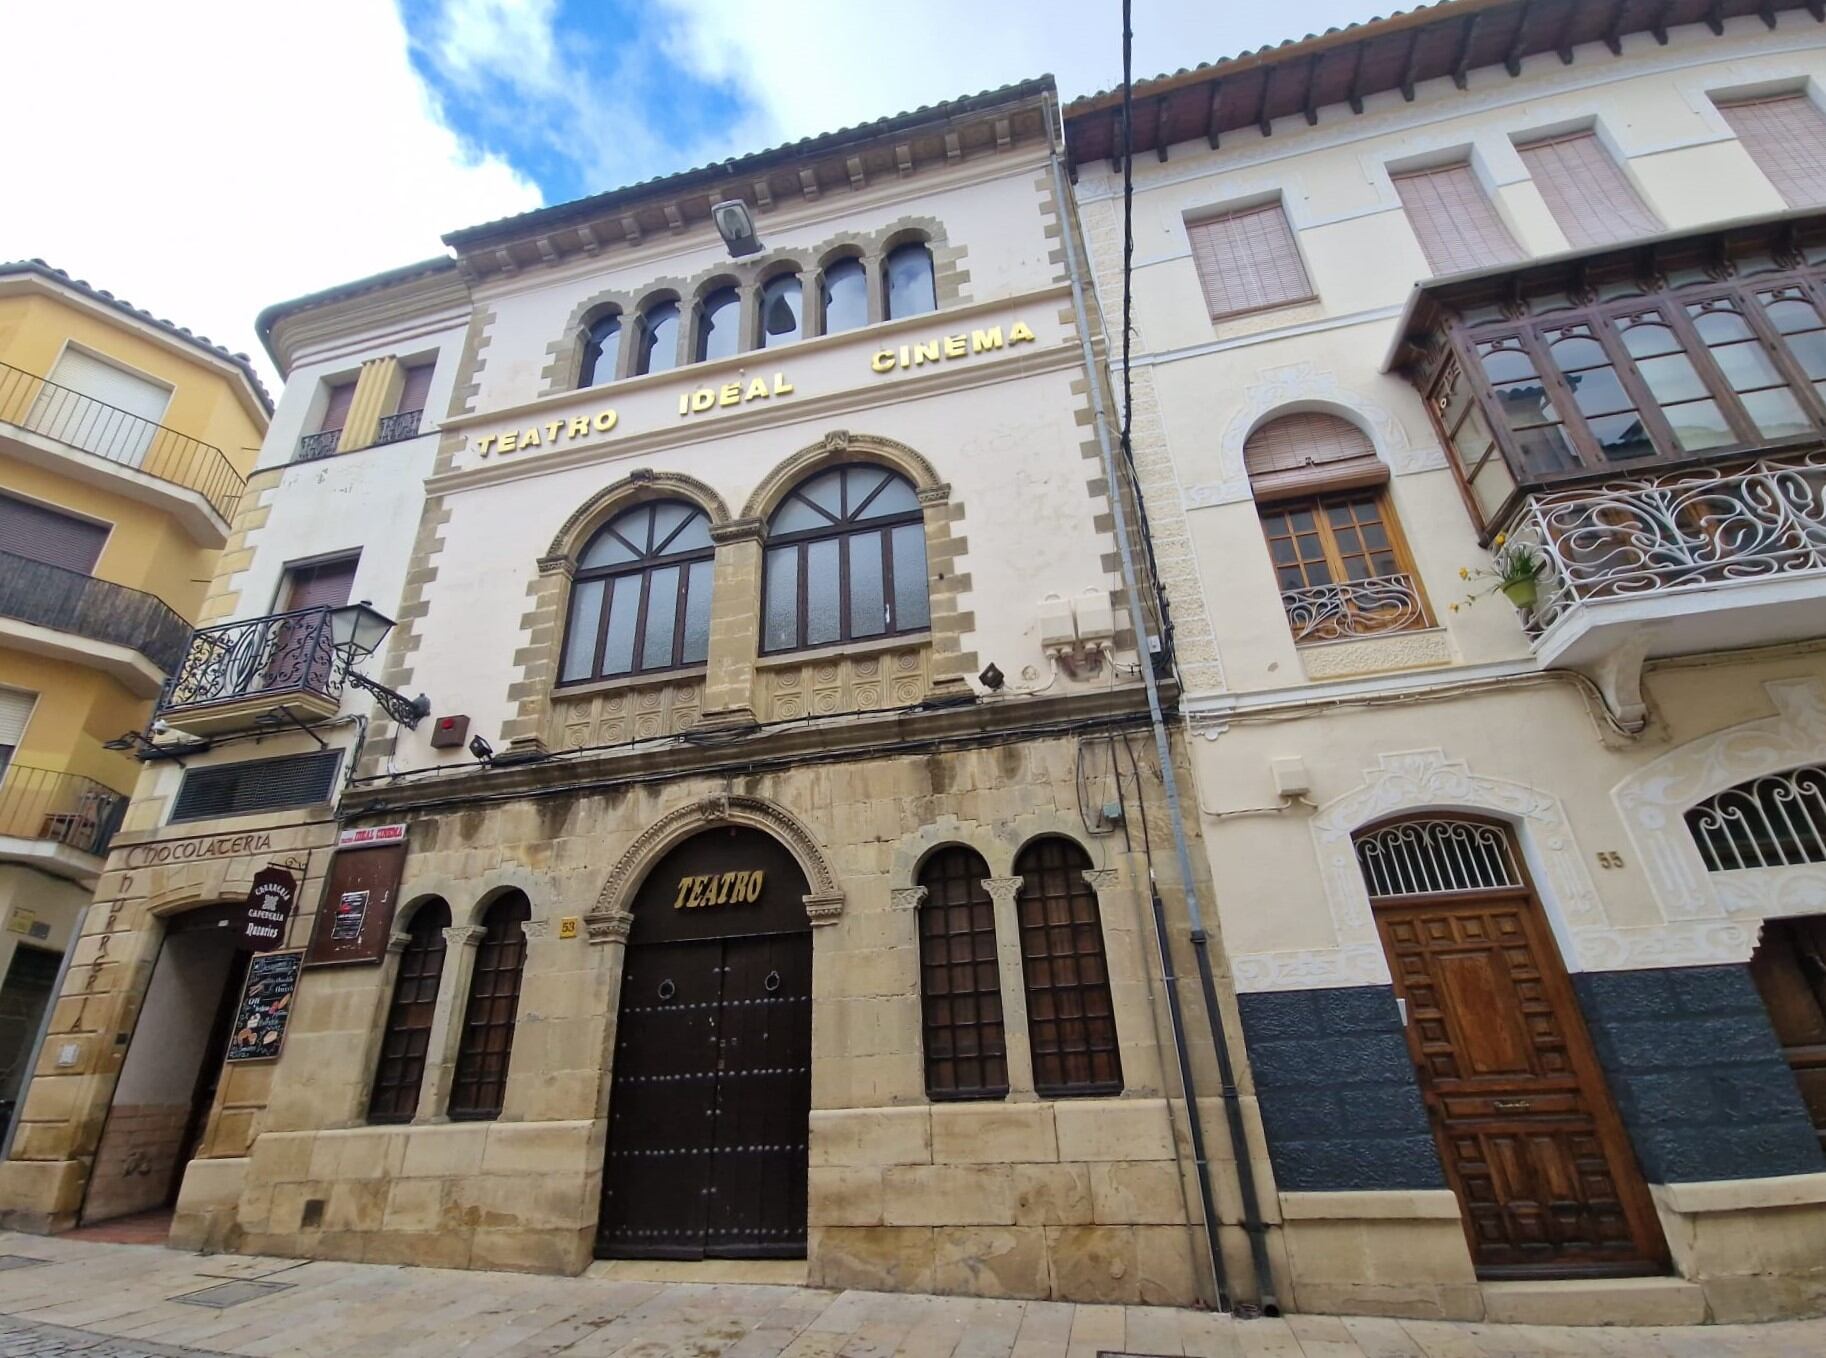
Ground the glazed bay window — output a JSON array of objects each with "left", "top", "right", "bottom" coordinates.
[
  {"left": 560, "top": 501, "right": 714, "bottom": 683},
  {"left": 763, "top": 464, "right": 929, "bottom": 652}
]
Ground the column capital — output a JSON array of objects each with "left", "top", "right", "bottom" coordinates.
[
  {"left": 585, "top": 908, "right": 634, "bottom": 945},
  {"left": 805, "top": 892, "right": 845, "bottom": 927},
  {"left": 982, "top": 876, "right": 1024, "bottom": 907},
  {"left": 443, "top": 925, "right": 487, "bottom": 948},
  {"left": 1081, "top": 868, "right": 1119, "bottom": 894},
  {"left": 890, "top": 886, "right": 928, "bottom": 911}
]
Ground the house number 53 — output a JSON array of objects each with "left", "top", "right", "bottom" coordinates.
[{"left": 1597, "top": 851, "right": 1626, "bottom": 869}]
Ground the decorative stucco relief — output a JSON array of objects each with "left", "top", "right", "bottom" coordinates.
[{"left": 1613, "top": 678, "right": 1826, "bottom": 939}]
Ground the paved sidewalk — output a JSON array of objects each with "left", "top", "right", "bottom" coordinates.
[{"left": 0, "top": 1232, "right": 1823, "bottom": 1358}]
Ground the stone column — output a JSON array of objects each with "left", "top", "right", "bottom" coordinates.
[
  {"left": 863, "top": 254, "right": 886, "bottom": 326},
  {"left": 920, "top": 484, "right": 973, "bottom": 696},
  {"left": 417, "top": 925, "right": 485, "bottom": 1122},
  {"left": 700, "top": 519, "right": 765, "bottom": 725},
  {"left": 983, "top": 875, "right": 1037, "bottom": 1099},
  {"left": 340, "top": 355, "right": 403, "bottom": 453}
]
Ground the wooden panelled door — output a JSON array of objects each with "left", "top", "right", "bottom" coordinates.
[
  {"left": 1357, "top": 817, "right": 1667, "bottom": 1277},
  {"left": 1748, "top": 916, "right": 1826, "bottom": 1153},
  {"left": 597, "top": 828, "right": 814, "bottom": 1259}
]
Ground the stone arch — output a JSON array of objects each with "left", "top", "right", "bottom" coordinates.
[
  {"left": 893, "top": 814, "right": 1012, "bottom": 885},
  {"left": 541, "top": 288, "right": 634, "bottom": 395},
  {"left": 394, "top": 892, "right": 451, "bottom": 934},
  {"left": 740, "top": 429, "right": 944, "bottom": 524},
  {"left": 590, "top": 793, "right": 844, "bottom": 932},
  {"left": 543, "top": 468, "right": 732, "bottom": 564}
]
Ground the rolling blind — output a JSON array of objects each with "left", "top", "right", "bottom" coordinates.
[
  {"left": 1244, "top": 413, "right": 1387, "bottom": 498},
  {"left": 45, "top": 348, "right": 171, "bottom": 426},
  {"left": 1719, "top": 94, "right": 1826, "bottom": 209},
  {"left": 1392, "top": 163, "right": 1523, "bottom": 276},
  {"left": 318, "top": 381, "right": 356, "bottom": 433},
  {"left": 0, "top": 687, "right": 36, "bottom": 748},
  {"left": 1187, "top": 202, "right": 1314, "bottom": 319},
  {"left": 0, "top": 491, "right": 108, "bottom": 575},
  {"left": 171, "top": 749, "right": 343, "bottom": 822},
  {"left": 283, "top": 556, "right": 358, "bottom": 611},
  {"left": 397, "top": 362, "right": 435, "bottom": 416},
  {"left": 1516, "top": 131, "right": 1661, "bottom": 249}
]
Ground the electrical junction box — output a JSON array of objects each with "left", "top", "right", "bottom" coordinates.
[
  {"left": 430, "top": 714, "right": 471, "bottom": 749},
  {"left": 1270, "top": 756, "right": 1312, "bottom": 798},
  {"left": 1075, "top": 588, "right": 1117, "bottom": 645},
  {"left": 1038, "top": 593, "right": 1077, "bottom": 653}
]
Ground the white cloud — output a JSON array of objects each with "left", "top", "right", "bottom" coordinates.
[{"left": 0, "top": 0, "right": 541, "bottom": 392}]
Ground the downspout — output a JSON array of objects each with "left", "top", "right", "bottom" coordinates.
[{"left": 1048, "top": 144, "right": 1277, "bottom": 1315}]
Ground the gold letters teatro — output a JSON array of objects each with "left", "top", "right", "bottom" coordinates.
[
  {"left": 475, "top": 409, "right": 619, "bottom": 458},
  {"left": 672, "top": 870, "right": 765, "bottom": 909}
]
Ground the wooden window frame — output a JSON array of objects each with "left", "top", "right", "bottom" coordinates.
[
  {"left": 917, "top": 847, "right": 1010, "bottom": 1101},
  {"left": 558, "top": 502, "right": 715, "bottom": 685},
  {"left": 1257, "top": 485, "right": 1433, "bottom": 643},
  {"left": 367, "top": 899, "right": 450, "bottom": 1124},
  {"left": 761, "top": 466, "right": 929, "bottom": 655},
  {"left": 1013, "top": 838, "right": 1123, "bottom": 1099},
  {"left": 447, "top": 892, "right": 531, "bottom": 1121}
]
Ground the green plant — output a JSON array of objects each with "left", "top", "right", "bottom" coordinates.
[{"left": 1451, "top": 533, "right": 1546, "bottom": 612}]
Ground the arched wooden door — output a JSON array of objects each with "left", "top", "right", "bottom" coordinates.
[
  {"left": 596, "top": 827, "right": 813, "bottom": 1259},
  {"left": 1356, "top": 816, "right": 1666, "bottom": 1277}
]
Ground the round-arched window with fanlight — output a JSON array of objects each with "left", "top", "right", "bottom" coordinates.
[{"left": 559, "top": 500, "right": 714, "bottom": 683}]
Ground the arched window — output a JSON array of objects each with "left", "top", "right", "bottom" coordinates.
[
  {"left": 634, "top": 300, "right": 680, "bottom": 376},
  {"left": 1014, "top": 838, "right": 1121, "bottom": 1097},
  {"left": 579, "top": 313, "right": 622, "bottom": 387},
  {"left": 762, "top": 464, "right": 929, "bottom": 653},
  {"left": 820, "top": 257, "right": 867, "bottom": 334},
  {"left": 448, "top": 891, "right": 531, "bottom": 1121},
  {"left": 1354, "top": 818, "right": 1523, "bottom": 898},
  {"left": 884, "top": 242, "right": 935, "bottom": 320},
  {"left": 1247, "top": 412, "right": 1428, "bottom": 645},
  {"left": 367, "top": 898, "right": 450, "bottom": 1124},
  {"left": 918, "top": 847, "right": 1008, "bottom": 1100},
  {"left": 759, "top": 272, "right": 804, "bottom": 348},
  {"left": 560, "top": 500, "right": 714, "bottom": 683},
  {"left": 1687, "top": 765, "right": 1826, "bottom": 871},
  {"left": 694, "top": 287, "right": 741, "bottom": 363}
]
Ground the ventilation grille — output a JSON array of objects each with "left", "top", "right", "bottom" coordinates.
[
  {"left": 170, "top": 749, "right": 342, "bottom": 823},
  {"left": 1687, "top": 765, "right": 1826, "bottom": 872},
  {"left": 1356, "top": 819, "right": 1521, "bottom": 898}
]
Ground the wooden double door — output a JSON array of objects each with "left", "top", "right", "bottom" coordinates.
[
  {"left": 1748, "top": 915, "right": 1826, "bottom": 1153},
  {"left": 596, "top": 827, "right": 814, "bottom": 1259},
  {"left": 1367, "top": 820, "right": 1666, "bottom": 1277}
]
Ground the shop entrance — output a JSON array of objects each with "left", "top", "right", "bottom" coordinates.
[
  {"left": 1356, "top": 816, "right": 1667, "bottom": 1278},
  {"left": 80, "top": 905, "right": 248, "bottom": 1225},
  {"left": 596, "top": 827, "right": 813, "bottom": 1259},
  {"left": 1747, "top": 914, "right": 1826, "bottom": 1154}
]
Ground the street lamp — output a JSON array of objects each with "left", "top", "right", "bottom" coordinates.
[
  {"left": 711, "top": 199, "right": 762, "bottom": 257},
  {"left": 328, "top": 601, "right": 430, "bottom": 728}
]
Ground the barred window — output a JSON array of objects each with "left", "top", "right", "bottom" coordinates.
[
  {"left": 1687, "top": 766, "right": 1826, "bottom": 871},
  {"left": 448, "top": 891, "right": 531, "bottom": 1120},
  {"left": 1355, "top": 818, "right": 1523, "bottom": 898},
  {"left": 1014, "top": 838, "right": 1122, "bottom": 1097},
  {"left": 367, "top": 899, "right": 450, "bottom": 1124},
  {"left": 918, "top": 847, "right": 1008, "bottom": 1100}
]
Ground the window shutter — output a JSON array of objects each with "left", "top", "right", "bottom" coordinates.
[
  {"left": 0, "top": 492, "right": 108, "bottom": 575},
  {"left": 1392, "top": 163, "right": 1523, "bottom": 276},
  {"left": 170, "top": 749, "right": 343, "bottom": 821},
  {"left": 1719, "top": 94, "right": 1826, "bottom": 208},
  {"left": 1187, "top": 202, "right": 1314, "bottom": 319},
  {"left": 283, "top": 556, "right": 358, "bottom": 611},
  {"left": 397, "top": 362, "right": 435, "bottom": 416},
  {"left": 1516, "top": 131, "right": 1661, "bottom": 249},
  {"left": 45, "top": 349, "right": 171, "bottom": 426},
  {"left": 1244, "top": 412, "right": 1387, "bottom": 499},
  {"left": 0, "top": 687, "right": 36, "bottom": 748},
  {"left": 318, "top": 381, "right": 357, "bottom": 433}
]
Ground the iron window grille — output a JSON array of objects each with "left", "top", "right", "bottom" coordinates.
[
  {"left": 1355, "top": 818, "right": 1523, "bottom": 898},
  {"left": 1687, "top": 765, "right": 1826, "bottom": 872}
]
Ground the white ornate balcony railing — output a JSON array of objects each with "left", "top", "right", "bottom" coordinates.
[
  {"left": 1507, "top": 453, "right": 1826, "bottom": 631},
  {"left": 1281, "top": 572, "right": 1428, "bottom": 644}
]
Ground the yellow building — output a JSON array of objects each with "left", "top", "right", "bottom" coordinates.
[{"left": 0, "top": 259, "right": 268, "bottom": 1140}]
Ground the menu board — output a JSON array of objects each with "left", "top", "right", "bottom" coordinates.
[
  {"left": 224, "top": 950, "right": 302, "bottom": 1062},
  {"left": 306, "top": 843, "right": 406, "bottom": 967}
]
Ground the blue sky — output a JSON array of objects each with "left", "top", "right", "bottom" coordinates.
[{"left": 0, "top": 0, "right": 1389, "bottom": 386}]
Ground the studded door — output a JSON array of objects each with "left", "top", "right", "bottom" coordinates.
[{"left": 596, "top": 827, "right": 814, "bottom": 1260}]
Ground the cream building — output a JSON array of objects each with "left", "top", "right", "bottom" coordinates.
[
  {"left": 1065, "top": 0, "right": 1826, "bottom": 1327},
  {"left": 0, "top": 81, "right": 1276, "bottom": 1312}
]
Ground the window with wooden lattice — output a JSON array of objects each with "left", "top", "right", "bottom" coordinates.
[
  {"left": 1013, "top": 838, "right": 1122, "bottom": 1097},
  {"left": 448, "top": 892, "right": 531, "bottom": 1120},
  {"left": 917, "top": 847, "right": 1009, "bottom": 1100},
  {"left": 367, "top": 899, "right": 450, "bottom": 1124}
]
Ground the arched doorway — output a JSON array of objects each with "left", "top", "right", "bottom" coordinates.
[
  {"left": 1355, "top": 815, "right": 1666, "bottom": 1277},
  {"left": 596, "top": 826, "right": 813, "bottom": 1259}
]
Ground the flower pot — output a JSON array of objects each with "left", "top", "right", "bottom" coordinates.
[{"left": 1500, "top": 577, "right": 1538, "bottom": 609}]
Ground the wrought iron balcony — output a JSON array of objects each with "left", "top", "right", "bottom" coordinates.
[
  {"left": 0, "top": 360, "right": 244, "bottom": 521},
  {"left": 375, "top": 408, "right": 423, "bottom": 445},
  {"left": 0, "top": 550, "right": 192, "bottom": 677},
  {"left": 294, "top": 427, "right": 341, "bottom": 462},
  {"left": 156, "top": 605, "right": 345, "bottom": 734},
  {"left": 1281, "top": 573, "right": 1429, "bottom": 645},
  {"left": 0, "top": 763, "right": 127, "bottom": 860}
]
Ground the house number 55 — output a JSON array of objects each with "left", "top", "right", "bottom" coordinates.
[{"left": 1597, "top": 851, "right": 1626, "bottom": 869}]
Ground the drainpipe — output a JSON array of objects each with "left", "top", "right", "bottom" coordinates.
[{"left": 1048, "top": 147, "right": 1278, "bottom": 1315}]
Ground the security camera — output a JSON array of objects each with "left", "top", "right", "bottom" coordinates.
[{"left": 151, "top": 718, "right": 171, "bottom": 735}]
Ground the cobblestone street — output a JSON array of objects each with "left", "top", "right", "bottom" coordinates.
[{"left": 0, "top": 1232, "right": 1823, "bottom": 1357}]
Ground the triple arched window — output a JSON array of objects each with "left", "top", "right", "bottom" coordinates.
[
  {"left": 762, "top": 464, "right": 930, "bottom": 652},
  {"left": 560, "top": 501, "right": 715, "bottom": 683}
]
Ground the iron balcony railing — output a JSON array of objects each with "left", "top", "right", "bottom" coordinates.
[
  {"left": 375, "top": 408, "right": 423, "bottom": 445},
  {"left": 0, "top": 763, "right": 127, "bottom": 858},
  {"left": 1505, "top": 451, "right": 1826, "bottom": 631},
  {"left": 294, "top": 428, "right": 341, "bottom": 462},
  {"left": 0, "top": 361, "right": 245, "bottom": 521},
  {"left": 1281, "top": 572, "right": 1429, "bottom": 645},
  {"left": 157, "top": 605, "right": 343, "bottom": 719},
  {"left": 294, "top": 409, "right": 426, "bottom": 464},
  {"left": 0, "top": 551, "right": 192, "bottom": 673}
]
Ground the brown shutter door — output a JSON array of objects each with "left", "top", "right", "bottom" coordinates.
[
  {"left": 318, "top": 381, "right": 357, "bottom": 434},
  {"left": 1245, "top": 412, "right": 1387, "bottom": 498},
  {"left": 1516, "top": 131, "right": 1661, "bottom": 249},
  {"left": 1188, "top": 202, "right": 1314, "bottom": 320},
  {"left": 0, "top": 491, "right": 108, "bottom": 575},
  {"left": 283, "top": 556, "right": 358, "bottom": 611},
  {"left": 1719, "top": 94, "right": 1826, "bottom": 209},
  {"left": 1393, "top": 163, "right": 1523, "bottom": 276},
  {"left": 397, "top": 363, "right": 435, "bottom": 416}
]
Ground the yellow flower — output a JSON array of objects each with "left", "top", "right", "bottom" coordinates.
[
  {"left": 1458, "top": 567, "right": 1469, "bottom": 580},
  {"left": 1494, "top": 532, "right": 1507, "bottom": 547}
]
